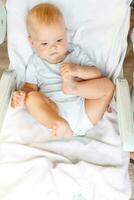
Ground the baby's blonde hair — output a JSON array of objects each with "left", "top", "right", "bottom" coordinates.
[{"left": 27, "top": 3, "right": 63, "bottom": 33}]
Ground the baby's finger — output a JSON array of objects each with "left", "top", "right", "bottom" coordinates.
[
  {"left": 19, "top": 91, "right": 25, "bottom": 96},
  {"left": 12, "top": 95, "right": 20, "bottom": 101},
  {"left": 11, "top": 100, "right": 19, "bottom": 108},
  {"left": 12, "top": 97, "right": 24, "bottom": 106},
  {"left": 19, "top": 95, "right": 25, "bottom": 103},
  {"left": 12, "top": 92, "right": 21, "bottom": 100},
  {"left": 14, "top": 99, "right": 21, "bottom": 106},
  {"left": 60, "top": 63, "right": 69, "bottom": 71},
  {"left": 13, "top": 96, "right": 24, "bottom": 107},
  {"left": 13, "top": 91, "right": 20, "bottom": 95},
  {"left": 60, "top": 66, "right": 69, "bottom": 75},
  {"left": 18, "top": 91, "right": 26, "bottom": 103}
]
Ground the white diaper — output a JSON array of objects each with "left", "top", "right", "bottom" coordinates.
[{"left": 56, "top": 97, "right": 93, "bottom": 136}]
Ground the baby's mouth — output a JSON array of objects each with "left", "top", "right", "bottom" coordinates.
[{"left": 50, "top": 52, "right": 58, "bottom": 56}]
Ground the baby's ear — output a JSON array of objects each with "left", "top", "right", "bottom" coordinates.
[{"left": 28, "top": 35, "right": 34, "bottom": 48}]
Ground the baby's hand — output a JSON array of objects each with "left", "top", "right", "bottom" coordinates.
[
  {"left": 11, "top": 91, "right": 26, "bottom": 108},
  {"left": 60, "top": 63, "right": 79, "bottom": 78}
]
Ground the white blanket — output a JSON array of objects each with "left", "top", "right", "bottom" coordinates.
[{"left": 0, "top": 102, "right": 131, "bottom": 200}]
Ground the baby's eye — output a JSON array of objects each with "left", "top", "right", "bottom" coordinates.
[
  {"left": 57, "top": 39, "right": 63, "bottom": 42},
  {"left": 41, "top": 43, "right": 48, "bottom": 46}
]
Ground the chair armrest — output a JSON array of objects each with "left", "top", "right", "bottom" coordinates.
[
  {"left": 116, "top": 78, "right": 134, "bottom": 152},
  {"left": 0, "top": 69, "right": 16, "bottom": 131}
]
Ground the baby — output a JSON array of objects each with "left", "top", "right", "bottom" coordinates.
[{"left": 11, "top": 3, "right": 115, "bottom": 138}]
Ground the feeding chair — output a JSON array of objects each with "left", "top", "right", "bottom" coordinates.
[{"left": 0, "top": 0, "right": 134, "bottom": 199}]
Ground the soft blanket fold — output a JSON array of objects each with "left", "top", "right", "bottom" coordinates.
[{"left": 0, "top": 104, "right": 131, "bottom": 200}]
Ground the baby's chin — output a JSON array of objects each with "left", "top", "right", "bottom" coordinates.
[{"left": 45, "top": 54, "right": 67, "bottom": 64}]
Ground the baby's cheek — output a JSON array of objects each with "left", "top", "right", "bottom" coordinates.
[
  {"left": 38, "top": 49, "right": 48, "bottom": 59},
  {"left": 61, "top": 44, "right": 68, "bottom": 53}
]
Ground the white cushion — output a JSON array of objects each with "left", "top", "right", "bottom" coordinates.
[{"left": 6, "top": 0, "right": 130, "bottom": 85}]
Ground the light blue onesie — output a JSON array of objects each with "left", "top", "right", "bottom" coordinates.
[{"left": 25, "top": 44, "right": 94, "bottom": 135}]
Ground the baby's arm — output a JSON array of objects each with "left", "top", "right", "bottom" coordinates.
[{"left": 11, "top": 83, "right": 38, "bottom": 108}]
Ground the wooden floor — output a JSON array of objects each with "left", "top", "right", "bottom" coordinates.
[
  {"left": 0, "top": 8, "right": 134, "bottom": 200},
  {"left": 124, "top": 9, "right": 134, "bottom": 89}
]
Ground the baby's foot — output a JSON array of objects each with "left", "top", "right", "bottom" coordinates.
[
  {"left": 62, "top": 74, "right": 77, "bottom": 94},
  {"left": 52, "top": 119, "right": 73, "bottom": 138}
]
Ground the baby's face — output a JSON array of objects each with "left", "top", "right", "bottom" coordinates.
[{"left": 29, "top": 20, "right": 68, "bottom": 63}]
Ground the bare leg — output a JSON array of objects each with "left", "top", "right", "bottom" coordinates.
[
  {"left": 62, "top": 76, "right": 115, "bottom": 124},
  {"left": 25, "top": 91, "right": 73, "bottom": 137}
]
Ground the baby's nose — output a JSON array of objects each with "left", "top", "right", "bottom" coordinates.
[{"left": 50, "top": 44, "right": 57, "bottom": 50}]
